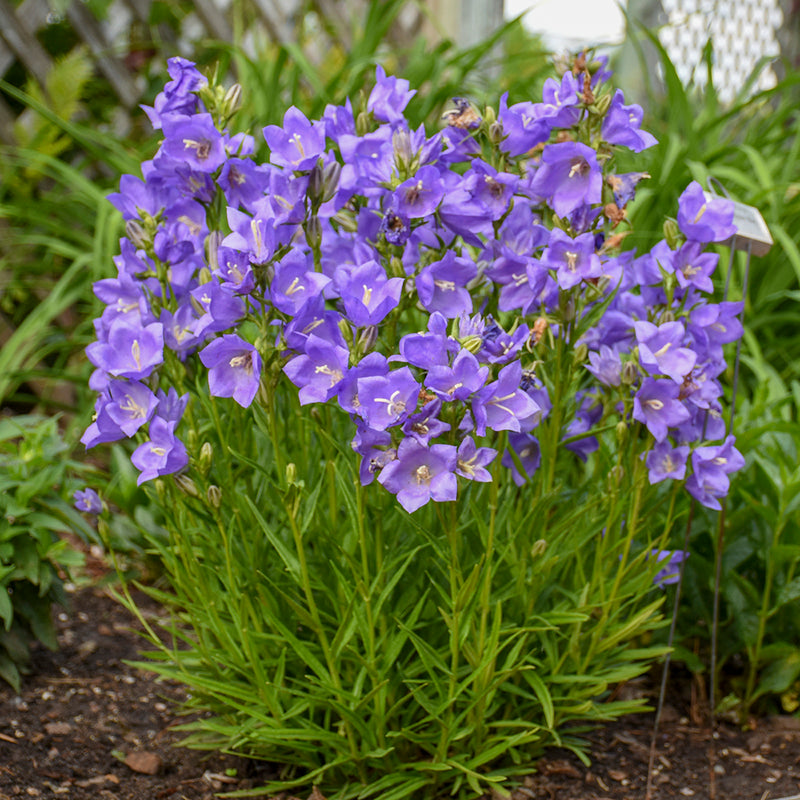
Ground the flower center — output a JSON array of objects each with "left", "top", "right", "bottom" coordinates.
[{"left": 414, "top": 464, "right": 432, "bottom": 485}]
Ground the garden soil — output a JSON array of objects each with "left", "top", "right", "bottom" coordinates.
[{"left": 1, "top": 580, "right": 800, "bottom": 800}]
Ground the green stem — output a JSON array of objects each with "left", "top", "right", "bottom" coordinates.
[
  {"left": 744, "top": 518, "right": 784, "bottom": 715},
  {"left": 472, "top": 474, "right": 498, "bottom": 738},
  {"left": 356, "top": 480, "right": 386, "bottom": 749},
  {"left": 286, "top": 500, "right": 363, "bottom": 772},
  {"left": 437, "top": 501, "right": 461, "bottom": 762}
]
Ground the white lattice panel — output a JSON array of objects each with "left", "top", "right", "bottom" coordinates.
[{"left": 659, "top": 0, "right": 783, "bottom": 102}]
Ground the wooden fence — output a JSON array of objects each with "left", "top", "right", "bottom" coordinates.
[{"left": 0, "top": 0, "right": 432, "bottom": 146}]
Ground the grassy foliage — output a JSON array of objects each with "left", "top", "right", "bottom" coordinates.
[{"left": 116, "top": 383, "right": 674, "bottom": 800}]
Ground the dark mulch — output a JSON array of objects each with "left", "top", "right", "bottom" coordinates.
[{"left": 1, "top": 580, "right": 799, "bottom": 800}]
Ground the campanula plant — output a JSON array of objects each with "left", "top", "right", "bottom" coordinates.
[{"left": 81, "top": 54, "right": 745, "bottom": 799}]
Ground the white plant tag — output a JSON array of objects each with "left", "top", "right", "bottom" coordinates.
[{"left": 704, "top": 191, "right": 773, "bottom": 256}]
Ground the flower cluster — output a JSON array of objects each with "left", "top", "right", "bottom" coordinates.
[{"left": 83, "top": 55, "right": 744, "bottom": 514}]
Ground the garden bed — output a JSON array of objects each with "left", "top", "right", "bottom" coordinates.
[{"left": 1, "top": 583, "right": 799, "bottom": 800}]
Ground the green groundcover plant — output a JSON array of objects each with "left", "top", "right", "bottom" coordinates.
[{"left": 78, "top": 53, "right": 747, "bottom": 798}]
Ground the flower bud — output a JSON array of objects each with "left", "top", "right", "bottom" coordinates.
[
  {"left": 660, "top": 309, "right": 675, "bottom": 324},
  {"left": 154, "top": 478, "right": 166, "bottom": 501},
  {"left": 222, "top": 82, "right": 243, "bottom": 119},
  {"left": 392, "top": 129, "right": 413, "bottom": 172},
  {"left": 615, "top": 421, "right": 628, "bottom": 445},
  {"left": 175, "top": 474, "right": 201, "bottom": 499},
  {"left": 621, "top": 360, "right": 639, "bottom": 385},
  {"left": 356, "top": 325, "right": 378, "bottom": 355},
  {"left": 207, "top": 485, "right": 222, "bottom": 509},
  {"left": 594, "top": 92, "right": 612, "bottom": 116},
  {"left": 125, "top": 219, "right": 148, "bottom": 250},
  {"left": 337, "top": 317, "right": 355, "bottom": 348},
  {"left": 573, "top": 343, "right": 588, "bottom": 364},
  {"left": 531, "top": 539, "right": 547, "bottom": 558},
  {"left": 205, "top": 231, "right": 223, "bottom": 272},
  {"left": 482, "top": 104, "right": 496, "bottom": 127},
  {"left": 199, "top": 442, "right": 213, "bottom": 474},
  {"left": 307, "top": 160, "right": 325, "bottom": 203},
  {"left": 608, "top": 464, "right": 625, "bottom": 492},
  {"left": 561, "top": 296, "right": 576, "bottom": 322},
  {"left": 663, "top": 218, "right": 681, "bottom": 250},
  {"left": 356, "top": 110, "right": 371, "bottom": 136},
  {"left": 286, "top": 462, "right": 298, "bottom": 485},
  {"left": 198, "top": 266, "right": 213, "bottom": 285},
  {"left": 460, "top": 334, "right": 483, "bottom": 354},
  {"left": 321, "top": 161, "right": 342, "bottom": 203},
  {"left": 488, "top": 121, "right": 504, "bottom": 145},
  {"left": 305, "top": 215, "right": 323, "bottom": 250}
]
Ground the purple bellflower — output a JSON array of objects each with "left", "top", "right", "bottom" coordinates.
[
  {"left": 632, "top": 378, "right": 691, "bottom": 442},
  {"left": 377, "top": 438, "right": 457, "bottom": 513},
  {"left": 199, "top": 335, "right": 262, "bottom": 408},
  {"left": 131, "top": 417, "right": 189, "bottom": 484},
  {"left": 529, "top": 142, "right": 602, "bottom": 218},
  {"left": 677, "top": 182, "right": 736, "bottom": 243},
  {"left": 73, "top": 488, "right": 102, "bottom": 514}
]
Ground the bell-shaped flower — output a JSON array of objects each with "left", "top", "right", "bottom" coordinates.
[
  {"left": 86, "top": 319, "right": 164, "bottom": 381},
  {"left": 601, "top": 90, "right": 657, "bottom": 152},
  {"left": 377, "top": 438, "right": 457, "bottom": 513},
  {"left": 131, "top": 417, "right": 189, "bottom": 485},
  {"left": 677, "top": 181, "right": 736, "bottom": 243},
  {"left": 283, "top": 334, "right": 350, "bottom": 406},
  {"left": 335, "top": 260, "right": 404, "bottom": 327},
  {"left": 367, "top": 66, "right": 415, "bottom": 125},
  {"left": 634, "top": 320, "right": 696, "bottom": 384},
  {"left": 541, "top": 229, "right": 601, "bottom": 290},
  {"left": 645, "top": 440, "right": 690, "bottom": 484},
  {"left": 472, "top": 361, "right": 541, "bottom": 437},
  {"left": 416, "top": 251, "right": 477, "bottom": 318},
  {"left": 199, "top": 334, "right": 262, "bottom": 408},
  {"left": 529, "top": 142, "right": 602, "bottom": 218},
  {"left": 161, "top": 113, "right": 226, "bottom": 173},
  {"left": 632, "top": 378, "right": 691, "bottom": 442},
  {"left": 358, "top": 367, "right": 420, "bottom": 431},
  {"left": 263, "top": 106, "right": 326, "bottom": 171}
]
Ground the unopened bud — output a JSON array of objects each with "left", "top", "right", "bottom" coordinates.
[
  {"left": 594, "top": 92, "right": 612, "bottom": 115},
  {"left": 531, "top": 539, "right": 547, "bottom": 558},
  {"left": 199, "top": 442, "right": 213, "bottom": 474},
  {"left": 286, "top": 462, "right": 298, "bottom": 485},
  {"left": 393, "top": 129, "right": 413, "bottom": 171},
  {"left": 616, "top": 420, "right": 628, "bottom": 445},
  {"left": 621, "top": 360, "right": 639, "bottom": 385},
  {"left": 562, "top": 296, "right": 576, "bottom": 322},
  {"left": 125, "top": 219, "right": 147, "bottom": 249},
  {"left": 175, "top": 474, "right": 201, "bottom": 499},
  {"left": 483, "top": 105, "right": 496, "bottom": 127},
  {"left": 460, "top": 334, "right": 483, "bottom": 354},
  {"left": 222, "top": 82, "right": 243, "bottom": 118},
  {"left": 660, "top": 309, "right": 675, "bottom": 324},
  {"left": 356, "top": 110, "right": 371, "bottom": 136},
  {"left": 205, "top": 231, "right": 223, "bottom": 272},
  {"left": 198, "top": 266, "right": 213, "bottom": 285},
  {"left": 488, "top": 121, "right": 504, "bottom": 145},
  {"left": 337, "top": 317, "right": 355, "bottom": 348},
  {"left": 663, "top": 218, "right": 681, "bottom": 250},
  {"left": 307, "top": 160, "right": 325, "bottom": 202},
  {"left": 305, "top": 215, "right": 322, "bottom": 250},
  {"left": 573, "top": 343, "right": 588, "bottom": 364},
  {"left": 207, "top": 485, "right": 222, "bottom": 509},
  {"left": 321, "top": 161, "right": 342, "bottom": 203},
  {"left": 154, "top": 478, "right": 166, "bottom": 501},
  {"left": 608, "top": 464, "right": 625, "bottom": 491},
  {"left": 356, "top": 325, "right": 379, "bottom": 354}
]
